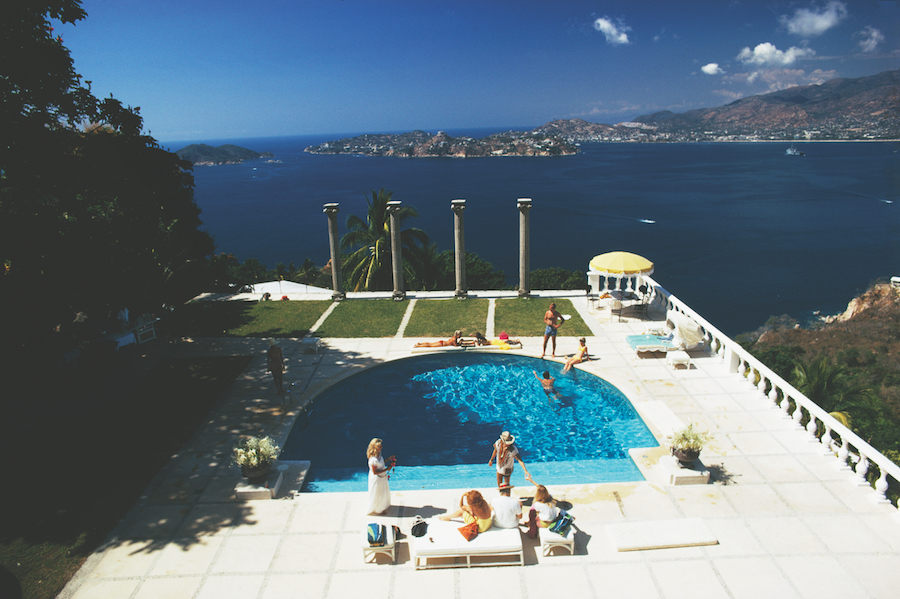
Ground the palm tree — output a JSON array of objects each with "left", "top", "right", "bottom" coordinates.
[{"left": 340, "top": 189, "right": 429, "bottom": 291}]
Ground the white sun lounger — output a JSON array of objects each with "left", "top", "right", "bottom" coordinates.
[{"left": 410, "top": 519, "right": 524, "bottom": 569}]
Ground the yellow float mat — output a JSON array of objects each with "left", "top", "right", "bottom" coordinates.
[{"left": 606, "top": 518, "right": 718, "bottom": 551}]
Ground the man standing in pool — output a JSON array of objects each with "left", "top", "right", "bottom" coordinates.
[
  {"left": 541, "top": 302, "right": 564, "bottom": 358},
  {"left": 488, "top": 431, "right": 531, "bottom": 487}
]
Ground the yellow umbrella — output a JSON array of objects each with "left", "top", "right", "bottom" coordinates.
[{"left": 588, "top": 251, "right": 654, "bottom": 276}]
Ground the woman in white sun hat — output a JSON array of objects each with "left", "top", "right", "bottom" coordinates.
[{"left": 488, "top": 430, "right": 531, "bottom": 487}]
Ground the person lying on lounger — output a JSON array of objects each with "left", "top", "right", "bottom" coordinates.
[
  {"left": 489, "top": 332, "right": 522, "bottom": 348},
  {"left": 414, "top": 330, "right": 463, "bottom": 348}
]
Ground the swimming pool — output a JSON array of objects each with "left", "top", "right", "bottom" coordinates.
[{"left": 281, "top": 353, "right": 658, "bottom": 491}]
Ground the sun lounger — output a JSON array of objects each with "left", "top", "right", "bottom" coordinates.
[
  {"left": 362, "top": 523, "right": 396, "bottom": 563},
  {"left": 410, "top": 519, "right": 524, "bottom": 569},
  {"left": 626, "top": 334, "right": 676, "bottom": 353}
]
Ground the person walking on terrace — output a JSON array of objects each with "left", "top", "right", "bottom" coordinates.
[
  {"left": 366, "top": 438, "right": 396, "bottom": 515},
  {"left": 541, "top": 302, "right": 564, "bottom": 358},
  {"left": 266, "top": 340, "right": 285, "bottom": 394},
  {"left": 488, "top": 431, "right": 531, "bottom": 487}
]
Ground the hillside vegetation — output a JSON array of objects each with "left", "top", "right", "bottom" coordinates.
[{"left": 740, "top": 281, "right": 900, "bottom": 462}]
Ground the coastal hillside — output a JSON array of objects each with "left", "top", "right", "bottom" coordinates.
[
  {"left": 633, "top": 69, "right": 899, "bottom": 140},
  {"left": 175, "top": 143, "right": 272, "bottom": 165},
  {"left": 743, "top": 281, "right": 900, "bottom": 461},
  {"left": 305, "top": 129, "right": 577, "bottom": 158}
]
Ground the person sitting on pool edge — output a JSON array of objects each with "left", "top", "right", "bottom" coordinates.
[
  {"left": 414, "top": 330, "right": 463, "bottom": 348},
  {"left": 562, "top": 337, "right": 589, "bottom": 373},
  {"left": 439, "top": 489, "right": 494, "bottom": 533}
]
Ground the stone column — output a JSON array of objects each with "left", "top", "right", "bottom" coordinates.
[
  {"left": 322, "top": 203, "right": 345, "bottom": 301},
  {"left": 451, "top": 199, "right": 467, "bottom": 298},
  {"left": 517, "top": 198, "right": 532, "bottom": 297},
  {"left": 386, "top": 200, "right": 406, "bottom": 300}
]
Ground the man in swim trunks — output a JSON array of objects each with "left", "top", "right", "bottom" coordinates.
[
  {"left": 488, "top": 431, "right": 531, "bottom": 487},
  {"left": 541, "top": 302, "right": 563, "bottom": 358}
]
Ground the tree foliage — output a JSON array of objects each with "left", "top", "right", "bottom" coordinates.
[
  {"left": 340, "top": 189, "right": 429, "bottom": 291},
  {"left": 1, "top": 1, "right": 213, "bottom": 355}
]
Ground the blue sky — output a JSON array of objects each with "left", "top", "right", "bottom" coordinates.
[{"left": 59, "top": 0, "right": 899, "bottom": 141}]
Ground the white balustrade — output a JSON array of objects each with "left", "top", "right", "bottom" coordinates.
[{"left": 644, "top": 275, "right": 900, "bottom": 509}]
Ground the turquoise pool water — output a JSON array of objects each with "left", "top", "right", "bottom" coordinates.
[{"left": 281, "top": 353, "right": 658, "bottom": 491}]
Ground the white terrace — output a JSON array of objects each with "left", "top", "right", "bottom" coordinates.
[{"left": 60, "top": 281, "right": 900, "bottom": 599}]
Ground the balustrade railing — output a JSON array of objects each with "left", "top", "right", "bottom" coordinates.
[{"left": 644, "top": 275, "right": 900, "bottom": 509}]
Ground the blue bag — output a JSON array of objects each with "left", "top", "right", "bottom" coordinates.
[
  {"left": 367, "top": 523, "right": 386, "bottom": 546},
  {"left": 549, "top": 512, "right": 573, "bottom": 537}
]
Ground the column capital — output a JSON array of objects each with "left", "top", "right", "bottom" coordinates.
[
  {"left": 323, "top": 202, "right": 340, "bottom": 216},
  {"left": 451, "top": 199, "right": 466, "bottom": 214},
  {"left": 386, "top": 200, "right": 402, "bottom": 213},
  {"left": 517, "top": 198, "right": 533, "bottom": 212}
]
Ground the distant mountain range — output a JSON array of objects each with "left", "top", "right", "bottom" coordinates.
[
  {"left": 541, "top": 69, "right": 899, "bottom": 142},
  {"left": 175, "top": 144, "right": 273, "bottom": 165}
]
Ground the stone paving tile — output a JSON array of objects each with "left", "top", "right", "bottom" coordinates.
[
  {"left": 584, "top": 562, "right": 661, "bottom": 598},
  {"left": 70, "top": 578, "right": 140, "bottom": 599},
  {"left": 801, "top": 513, "right": 894, "bottom": 553},
  {"left": 745, "top": 516, "right": 827, "bottom": 555},
  {"left": 651, "top": 559, "right": 730, "bottom": 599},
  {"left": 772, "top": 481, "right": 848, "bottom": 513},
  {"left": 840, "top": 555, "right": 900, "bottom": 599},
  {"left": 134, "top": 576, "right": 203, "bottom": 599},
  {"left": 195, "top": 574, "right": 266, "bottom": 599},
  {"left": 726, "top": 431, "right": 789, "bottom": 455},
  {"left": 746, "top": 455, "right": 818, "bottom": 483},
  {"left": 148, "top": 536, "right": 225, "bottom": 576},
  {"left": 776, "top": 555, "right": 869, "bottom": 599},
  {"left": 327, "top": 570, "right": 392, "bottom": 599},
  {"left": 722, "top": 484, "right": 792, "bottom": 516},
  {"left": 392, "top": 569, "right": 456, "bottom": 599},
  {"left": 701, "top": 518, "right": 767, "bottom": 557},
  {"left": 270, "top": 533, "right": 339, "bottom": 572},
  {"left": 88, "top": 539, "right": 159, "bottom": 578},
  {"left": 210, "top": 534, "right": 281, "bottom": 573},
  {"left": 262, "top": 573, "right": 330, "bottom": 599},
  {"left": 712, "top": 556, "right": 801, "bottom": 599},
  {"left": 668, "top": 485, "right": 739, "bottom": 518}
]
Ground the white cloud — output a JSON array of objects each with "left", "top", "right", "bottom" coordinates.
[
  {"left": 713, "top": 89, "right": 745, "bottom": 101},
  {"left": 856, "top": 26, "right": 884, "bottom": 52},
  {"left": 593, "top": 17, "right": 630, "bottom": 45},
  {"left": 727, "top": 68, "right": 838, "bottom": 91},
  {"left": 701, "top": 63, "right": 724, "bottom": 75},
  {"left": 737, "top": 42, "right": 815, "bottom": 66},
  {"left": 780, "top": 1, "right": 847, "bottom": 37}
]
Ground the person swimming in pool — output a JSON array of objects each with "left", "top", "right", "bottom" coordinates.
[
  {"left": 414, "top": 330, "right": 463, "bottom": 348},
  {"left": 562, "top": 337, "right": 588, "bottom": 373},
  {"left": 533, "top": 369, "right": 560, "bottom": 402}
]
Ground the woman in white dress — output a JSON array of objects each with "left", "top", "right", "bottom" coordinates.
[{"left": 366, "top": 438, "right": 395, "bottom": 515}]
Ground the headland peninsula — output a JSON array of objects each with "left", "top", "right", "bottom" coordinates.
[{"left": 176, "top": 143, "right": 274, "bottom": 166}]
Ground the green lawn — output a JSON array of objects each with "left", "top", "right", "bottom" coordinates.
[
  {"left": 404, "top": 298, "right": 490, "bottom": 337},
  {"left": 315, "top": 299, "right": 408, "bottom": 337},
  {"left": 172, "top": 300, "right": 332, "bottom": 337},
  {"left": 494, "top": 297, "right": 592, "bottom": 337}
]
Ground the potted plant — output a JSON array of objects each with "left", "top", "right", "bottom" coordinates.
[
  {"left": 669, "top": 424, "right": 710, "bottom": 464},
  {"left": 233, "top": 435, "right": 280, "bottom": 483}
]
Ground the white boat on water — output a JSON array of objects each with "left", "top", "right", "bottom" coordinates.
[{"left": 786, "top": 144, "right": 805, "bottom": 156}]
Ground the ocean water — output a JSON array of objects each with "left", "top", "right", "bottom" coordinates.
[{"left": 163, "top": 132, "right": 900, "bottom": 335}]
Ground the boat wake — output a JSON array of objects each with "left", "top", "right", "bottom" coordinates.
[{"left": 638, "top": 218, "right": 656, "bottom": 224}]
